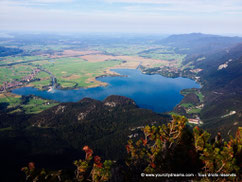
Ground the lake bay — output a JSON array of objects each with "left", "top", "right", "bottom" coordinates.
[{"left": 12, "top": 69, "right": 200, "bottom": 113}]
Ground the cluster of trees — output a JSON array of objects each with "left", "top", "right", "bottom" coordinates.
[
  {"left": 21, "top": 115, "right": 241, "bottom": 182},
  {"left": 0, "top": 46, "right": 23, "bottom": 57},
  {"left": 21, "top": 146, "right": 112, "bottom": 182},
  {"left": 125, "top": 115, "right": 241, "bottom": 181}
]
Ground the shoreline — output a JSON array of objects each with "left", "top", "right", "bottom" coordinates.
[{"left": 8, "top": 67, "right": 202, "bottom": 118}]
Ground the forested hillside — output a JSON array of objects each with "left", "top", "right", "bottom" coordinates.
[
  {"left": 20, "top": 115, "right": 242, "bottom": 182},
  {"left": 0, "top": 95, "right": 169, "bottom": 181},
  {"left": 158, "top": 34, "right": 242, "bottom": 136}
]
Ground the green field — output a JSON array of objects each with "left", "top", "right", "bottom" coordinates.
[
  {"left": 180, "top": 89, "right": 204, "bottom": 102},
  {"left": 178, "top": 89, "right": 204, "bottom": 115},
  {"left": 0, "top": 94, "right": 22, "bottom": 108},
  {"left": 32, "top": 57, "right": 122, "bottom": 88},
  {"left": 187, "top": 108, "right": 202, "bottom": 114},
  {"left": 196, "top": 91, "right": 204, "bottom": 102},
  {"left": 138, "top": 47, "right": 185, "bottom": 62},
  {"left": 0, "top": 93, "right": 57, "bottom": 114},
  {"left": 30, "top": 79, "right": 52, "bottom": 89},
  {"left": 0, "top": 55, "right": 49, "bottom": 65},
  {"left": 0, "top": 65, "right": 33, "bottom": 83},
  {"left": 92, "top": 44, "right": 160, "bottom": 56},
  {"left": 21, "top": 97, "right": 58, "bottom": 114},
  {"left": 180, "top": 103, "right": 194, "bottom": 108}
]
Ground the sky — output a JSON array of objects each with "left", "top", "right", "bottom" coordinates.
[{"left": 0, "top": 0, "right": 242, "bottom": 35}]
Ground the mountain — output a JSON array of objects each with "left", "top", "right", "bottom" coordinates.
[
  {"left": 26, "top": 95, "right": 170, "bottom": 159},
  {"left": 0, "top": 95, "right": 169, "bottom": 181},
  {"left": 160, "top": 34, "right": 242, "bottom": 136},
  {"left": 194, "top": 44, "right": 242, "bottom": 134},
  {"left": 160, "top": 33, "right": 242, "bottom": 54}
]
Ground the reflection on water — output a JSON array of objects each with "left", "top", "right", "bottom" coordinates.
[{"left": 12, "top": 69, "right": 200, "bottom": 113}]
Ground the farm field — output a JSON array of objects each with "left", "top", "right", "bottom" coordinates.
[
  {"left": 0, "top": 93, "right": 57, "bottom": 114},
  {"left": 0, "top": 42, "right": 189, "bottom": 114},
  {"left": 1, "top": 44, "right": 184, "bottom": 90},
  {"left": 91, "top": 44, "right": 161, "bottom": 56},
  {"left": 0, "top": 55, "right": 50, "bottom": 66},
  {"left": 0, "top": 65, "right": 33, "bottom": 83},
  {"left": 32, "top": 57, "right": 123, "bottom": 88}
]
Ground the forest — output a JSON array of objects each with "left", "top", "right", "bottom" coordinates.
[{"left": 20, "top": 115, "right": 242, "bottom": 182}]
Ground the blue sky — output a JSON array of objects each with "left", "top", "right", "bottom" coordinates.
[{"left": 0, "top": 0, "right": 242, "bottom": 35}]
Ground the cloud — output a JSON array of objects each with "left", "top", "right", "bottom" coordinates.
[
  {"left": 33, "top": 0, "right": 73, "bottom": 2},
  {"left": 0, "top": 0, "right": 242, "bottom": 34},
  {"left": 104, "top": 0, "right": 242, "bottom": 13},
  {"left": 7, "top": 0, "right": 73, "bottom": 3},
  {"left": 105, "top": 0, "right": 242, "bottom": 14},
  {"left": 0, "top": 0, "right": 74, "bottom": 7}
]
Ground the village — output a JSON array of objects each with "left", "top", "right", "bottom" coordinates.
[{"left": 0, "top": 68, "right": 41, "bottom": 92}]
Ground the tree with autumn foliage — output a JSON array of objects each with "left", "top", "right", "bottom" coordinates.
[
  {"left": 125, "top": 115, "right": 241, "bottom": 181},
  {"left": 21, "top": 115, "right": 241, "bottom": 182},
  {"left": 21, "top": 146, "right": 112, "bottom": 182},
  {"left": 74, "top": 145, "right": 112, "bottom": 182},
  {"left": 193, "top": 126, "right": 241, "bottom": 181}
]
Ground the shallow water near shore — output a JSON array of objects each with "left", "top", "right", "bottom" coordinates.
[{"left": 12, "top": 69, "right": 200, "bottom": 113}]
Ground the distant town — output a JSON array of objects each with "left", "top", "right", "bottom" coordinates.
[{"left": 0, "top": 68, "right": 40, "bottom": 92}]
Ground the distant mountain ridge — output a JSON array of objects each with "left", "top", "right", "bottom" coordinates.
[{"left": 160, "top": 33, "right": 242, "bottom": 54}]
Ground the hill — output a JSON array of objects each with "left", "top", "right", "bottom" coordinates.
[
  {"left": 159, "top": 34, "right": 242, "bottom": 136},
  {"left": 160, "top": 33, "right": 242, "bottom": 54},
  {"left": 0, "top": 95, "right": 169, "bottom": 181}
]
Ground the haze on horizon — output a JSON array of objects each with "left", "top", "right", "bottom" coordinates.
[{"left": 0, "top": 0, "right": 242, "bottom": 36}]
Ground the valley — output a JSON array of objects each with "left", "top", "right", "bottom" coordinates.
[
  {"left": 1, "top": 33, "right": 241, "bottom": 131},
  {"left": 0, "top": 33, "right": 241, "bottom": 181},
  {"left": 0, "top": 34, "right": 188, "bottom": 115}
]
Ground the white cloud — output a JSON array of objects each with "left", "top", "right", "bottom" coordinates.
[
  {"left": 105, "top": 0, "right": 242, "bottom": 14},
  {"left": 0, "top": 0, "right": 242, "bottom": 34},
  {"left": 0, "top": 0, "right": 73, "bottom": 7}
]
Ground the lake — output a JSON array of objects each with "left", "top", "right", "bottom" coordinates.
[{"left": 12, "top": 69, "right": 200, "bottom": 113}]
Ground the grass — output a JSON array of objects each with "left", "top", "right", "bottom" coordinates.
[
  {"left": 196, "top": 91, "right": 204, "bottom": 102},
  {"left": 180, "top": 103, "right": 194, "bottom": 108},
  {"left": 0, "top": 93, "right": 22, "bottom": 108},
  {"left": 0, "top": 65, "right": 34, "bottom": 83},
  {"left": 180, "top": 89, "right": 194, "bottom": 96},
  {"left": 21, "top": 97, "right": 58, "bottom": 114},
  {"left": 178, "top": 89, "right": 204, "bottom": 115},
  {"left": 168, "top": 111, "right": 179, "bottom": 116},
  {"left": 180, "top": 89, "right": 204, "bottom": 103},
  {"left": 0, "top": 64, "right": 54, "bottom": 89},
  {"left": 35, "top": 71, "right": 50, "bottom": 79},
  {"left": 0, "top": 55, "right": 49, "bottom": 65},
  {"left": 137, "top": 47, "right": 186, "bottom": 63},
  {"left": 33, "top": 57, "right": 122, "bottom": 88},
  {"left": 0, "top": 93, "right": 57, "bottom": 114},
  {"left": 58, "top": 80, "right": 77, "bottom": 88},
  {"left": 187, "top": 108, "right": 201, "bottom": 114},
  {"left": 92, "top": 44, "right": 160, "bottom": 56},
  {"left": 20, "top": 45, "right": 70, "bottom": 51},
  {"left": 153, "top": 62, "right": 167, "bottom": 67}
]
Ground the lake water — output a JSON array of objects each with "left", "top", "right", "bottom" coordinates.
[{"left": 12, "top": 69, "right": 200, "bottom": 113}]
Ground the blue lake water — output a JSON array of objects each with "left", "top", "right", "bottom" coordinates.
[{"left": 12, "top": 69, "right": 200, "bottom": 113}]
